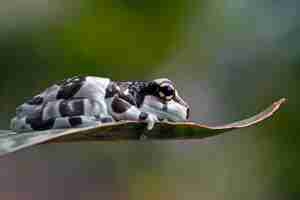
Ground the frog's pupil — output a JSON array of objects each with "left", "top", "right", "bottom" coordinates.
[{"left": 161, "top": 85, "right": 174, "bottom": 97}]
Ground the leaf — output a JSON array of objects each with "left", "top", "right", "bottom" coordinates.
[{"left": 0, "top": 98, "right": 286, "bottom": 157}]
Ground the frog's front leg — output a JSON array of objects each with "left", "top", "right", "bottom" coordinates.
[{"left": 109, "top": 96, "right": 158, "bottom": 130}]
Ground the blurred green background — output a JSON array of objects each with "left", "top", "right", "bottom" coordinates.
[{"left": 0, "top": 0, "right": 299, "bottom": 199}]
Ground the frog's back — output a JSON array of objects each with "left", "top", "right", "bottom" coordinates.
[
  {"left": 72, "top": 76, "right": 110, "bottom": 101},
  {"left": 24, "top": 76, "right": 110, "bottom": 105}
]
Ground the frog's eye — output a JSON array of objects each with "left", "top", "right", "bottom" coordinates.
[{"left": 158, "top": 83, "right": 175, "bottom": 101}]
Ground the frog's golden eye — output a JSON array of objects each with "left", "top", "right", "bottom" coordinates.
[{"left": 158, "top": 83, "right": 175, "bottom": 101}]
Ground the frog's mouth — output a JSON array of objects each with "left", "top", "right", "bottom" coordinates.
[{"left": 140, "top": 96, "right": 189, "bottom": 122}]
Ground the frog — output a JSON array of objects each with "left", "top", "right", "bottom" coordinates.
[{"left": 10, "top": 76, "right": 190, "bottom": 133}]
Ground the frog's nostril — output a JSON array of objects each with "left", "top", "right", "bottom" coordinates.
[{"left": 186, "top": 107, "right": 190, "bottom": 119}]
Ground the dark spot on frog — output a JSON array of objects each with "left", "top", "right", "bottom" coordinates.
[
  {"left": 139, "top": 112, "right": 148, "bottom": 120},
  {"left": 69, "top": 116, "right": 83, "bottom": 126},
  {"left": 105, "top": 82, "right": 120, "bottom": 98},
  {"left": 111, "top": 98, "right": 130, "bottom": 113},
  {"left": 56, "top": 76, "right": 86, "bottom": 99},
  {"left": 101, "top": 117, "right": 113, "bottom": 123},
  {"left": 59, "top": 99, "right": 85, "bottom": 117},
  {"left": 27, "top": 96, "right": 44, "bottom": 105},
  {"left": 26, "top": 116, "right": 55, "bottom": 130},
  {"left": 162, "top": 103, "right": 168, "bottom": 112}
]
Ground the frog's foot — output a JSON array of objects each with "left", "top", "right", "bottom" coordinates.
[{"left": 139, "top": 112, "right": 158, "bottom": 130}]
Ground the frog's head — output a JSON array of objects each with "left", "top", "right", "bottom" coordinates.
[{"left": 140, "top": 78, "right": 190, "bottom": 122}]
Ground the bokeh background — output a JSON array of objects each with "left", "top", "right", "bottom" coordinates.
[{"left": 0, "top": 0, "right": 299, "bottom": 199}]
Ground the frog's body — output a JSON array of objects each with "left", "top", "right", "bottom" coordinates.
[{"left": 11, "top": 76, "right": 189, "bottom": 133}]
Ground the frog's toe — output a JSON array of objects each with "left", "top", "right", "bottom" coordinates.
[
  {"left": 146, "top": 114, "right": 158, "bottom": 130},
  {"left": 146, "top": 120, "right": 155, "bottom": 130}
]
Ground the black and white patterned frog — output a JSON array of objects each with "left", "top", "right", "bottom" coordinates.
[{"left": 11, "top": 76, "right": 190, "bottom": 132}]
